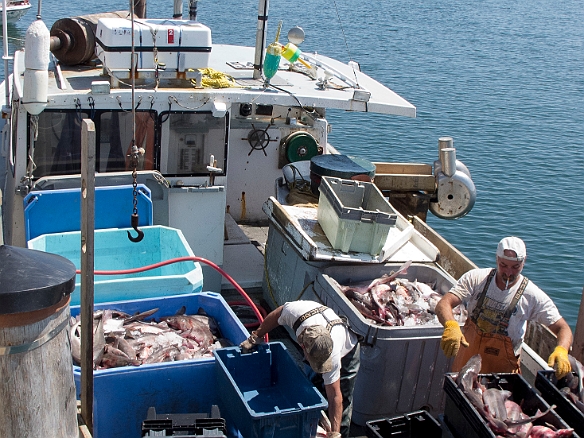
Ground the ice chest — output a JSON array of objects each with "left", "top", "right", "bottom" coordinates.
[
  {"left": 443, "top": 373, "right": 578, "bottom": 438},
  {"left": 23, "top": 184, "right": 153, "bottom": 242},
  {"left": 314, "top": 263, "right": 457, "bottom": 425},
  {"left": 214, "top": 342, "right": 328, "bottom": 438},
  {"left": 28, "top": 225, "right": 203, "bottom": 305},
  {"left": 70, "top": 292, "right": 249, "bottom": 438},
  {"left": 96, "top": 18, "right": 212, "bottom": 71},
  {"left": 317, "top": 176, "right": 397, "bottom": 255},
  {"left": 535, "top": 370, "right": 584, "bottom": 437},
  {"left": 365, "top": 410, "right": 442, "bottom": 438}
]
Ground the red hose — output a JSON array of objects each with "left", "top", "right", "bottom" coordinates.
[{"left": 76, "top": 256, "right": 268, "bottom": 341}]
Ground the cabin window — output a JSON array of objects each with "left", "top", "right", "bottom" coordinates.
[
  {"left": 98, "top": 111, "right": 156, "bottom": 172},
  {"left": 32, "top": 111, "right": 90, "bottom": 178},
  {"left": 30, "top": 110, "right": 157, "bottom": 179},
  {"left": 160, "top": 112, "right": 227, "bottom": 176}
]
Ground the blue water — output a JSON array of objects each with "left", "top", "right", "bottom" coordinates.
[{"left": 3, "top": 0, "right": 583, "bottom": 328}]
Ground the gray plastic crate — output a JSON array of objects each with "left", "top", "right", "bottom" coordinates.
[{"left": 317, "top": 177, "right": 397, "bottom": 255}]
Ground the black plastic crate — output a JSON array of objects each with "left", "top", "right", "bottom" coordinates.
[
  {"left": 443, "top": 373, "right": 578, "bottom": 438},
  {"left": 365, "top": 410, "right": 442, "bottom": 438},
  {"left": 535, "top": 370, "right": 584, "bottom": 438},
  {"left": 142, "top": 406, "right": 227, "bottom": 437}
]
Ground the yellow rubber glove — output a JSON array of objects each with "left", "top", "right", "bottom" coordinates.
[
  {"left": 440, "top": 320, "right": 469, "bottom": 358},
  {"left": 547, "top": 346, "right": 571, "bottom": 379}
]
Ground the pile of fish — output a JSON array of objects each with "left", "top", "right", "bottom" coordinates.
[
  {"left": 456, "top": 354, "right": 574, "bottom": 437},
  {"left": 70, "top": 306, "right": 231, "bottom": 369},
  {"left": 553, "top": 355, "right": 584, "bottom": 414},
  {"left": 335, "top": 261, "right": 466, "bottom": 327}
]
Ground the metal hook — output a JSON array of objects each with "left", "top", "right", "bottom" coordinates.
[{"left": 127, "top": 213, "right": 144, "bottom": 243}]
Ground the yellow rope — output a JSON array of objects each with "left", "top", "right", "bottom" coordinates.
[{"left": 193, "top": 67, "right": 241, "bottom": 88}]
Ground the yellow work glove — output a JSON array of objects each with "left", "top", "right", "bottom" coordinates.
[
  {"left": 547, "top": 346, "right": 571, "bottom": 379},
  {"left": 440, "top": 320, "right": 469, "bottom": 358}
]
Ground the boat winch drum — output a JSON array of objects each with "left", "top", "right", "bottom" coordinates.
[
  {"left": 283, "top": 131, "right": 319, "bottom": 163},
  {"left": 309, "top": 154, "right": 375, "bottom": 194}
]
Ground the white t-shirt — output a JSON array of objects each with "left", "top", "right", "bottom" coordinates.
[
  {"left": 448, "top": 268, "right": 562, "bottom": 355},
  {"left": 278, "top": 301, "right": 358, "bottom": 386}
]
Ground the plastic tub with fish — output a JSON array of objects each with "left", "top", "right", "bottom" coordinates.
[
  {"left": 443, "top": 368, "right": 578, "bottom": 438},
  {"left": 313, "top": 262, "right": 461, "bottom": 425},
  {"left": 69, "top": 292, "right": 248, "bottom": 438},
  {"left": 535, "top": 363, "right": 584, "bottom": 437}
]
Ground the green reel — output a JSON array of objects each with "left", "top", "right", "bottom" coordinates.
[{"left": 284, "top": 131, "right": 319, "bottom": 162}]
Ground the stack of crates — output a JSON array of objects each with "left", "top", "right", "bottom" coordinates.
[
  {"left": 365, "top": 410, "right": 442, "bottom": 438},
  {"left": 141, "top": 406, "right": 227, "bottom": 437}
]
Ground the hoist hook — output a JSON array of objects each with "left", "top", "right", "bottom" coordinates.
[{"left": 127, "top": 213, "right": 144, "bottom": 243}]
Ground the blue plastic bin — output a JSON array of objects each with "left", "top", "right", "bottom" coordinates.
[
  {"left": 23, "top": 184, "right": 153, "bottom": 241},
  {"left": 28, "top": 225, "right": 203, "bottom": 305},
  {"left": 214, "top": 342, "right": 328, "bottom": 438},
  {"left": 70, "top": 292, "right": 249, "bottom": 438}
]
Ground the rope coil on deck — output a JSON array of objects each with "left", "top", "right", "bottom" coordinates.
[{"left": 195, "top": 67, "right": 240, "bottom": 88}]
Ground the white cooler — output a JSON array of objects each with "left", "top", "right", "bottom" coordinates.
[{"left": 95, "top": 18, "right": 212, "bottom": 72}]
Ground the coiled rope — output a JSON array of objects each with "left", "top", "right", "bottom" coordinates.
[{"left": 194, "top": 67, "right": 241, "bottom": 88}]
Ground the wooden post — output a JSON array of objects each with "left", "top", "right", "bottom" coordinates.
[
  {"left": 0, "top": 297, "right": 78, "bottom": 437},
  {"left": 80, "top": 118, "right": 96, "bottom": 434},
  {"left": 572, "top": 286, "right": 584, "bottom": 363}
]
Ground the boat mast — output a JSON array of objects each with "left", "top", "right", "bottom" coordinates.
[{"left": 253, "top": 0, "right": 269, "bottom": 79}]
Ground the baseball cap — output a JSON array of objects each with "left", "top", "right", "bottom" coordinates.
[
  {"left": 496, "top": 236, "right": 526, "bottom": 262},
  {"left": 298, "top": 325, "right": 333, "bottom": 374}
]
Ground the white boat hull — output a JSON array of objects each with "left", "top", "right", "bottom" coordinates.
[{"left": 1, "top": 3, "right": 31, "bottom": 23}]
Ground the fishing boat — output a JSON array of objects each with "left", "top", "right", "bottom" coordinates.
[
  {"left": 0, "top": 0, "right": 31, "bottom": 24},
  {"left": 1, "top": 0, "right": 581, "bottom": 437}
]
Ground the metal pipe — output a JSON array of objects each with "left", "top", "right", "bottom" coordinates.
[
  {"left": 253, "top": 0, "right": 269, "bottom": 80},
  {"left": 438, "top": 136, "right": 453, "bottom": 152},
  {"left": 440, "top": 147, "right": 457, "bottom": 177},
  {"left": 130, "top": 0, "right": 136, "bottom": 151},
  {"left": 173, "top": 0, "right": 182, "bottom": 19}
]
